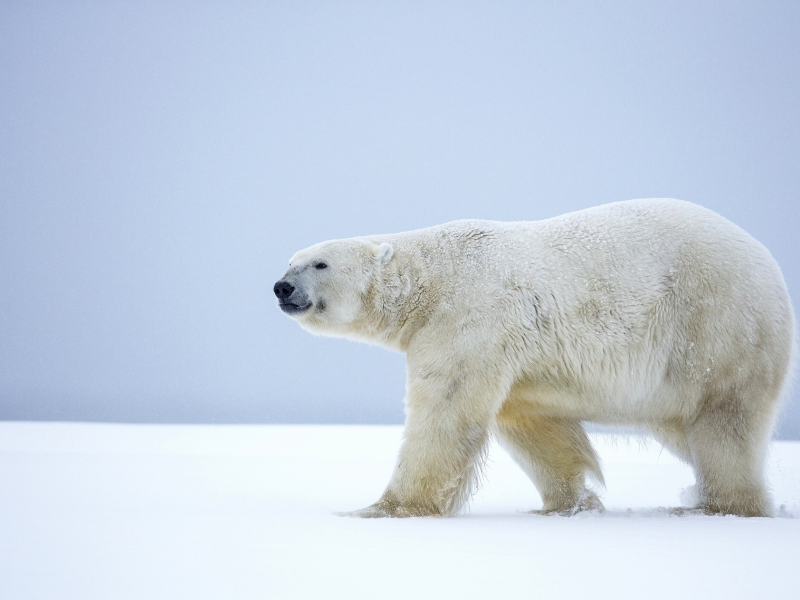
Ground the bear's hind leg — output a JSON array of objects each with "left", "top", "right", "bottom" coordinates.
[
  {"left": 495, "top": 404, "right": 604, "bottom": 515},
  {"left": 685, "top": 394, "right": 776, "bottom": 517}
]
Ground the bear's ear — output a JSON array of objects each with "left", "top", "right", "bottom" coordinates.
[{"left": 374, "top": 242, "right": 394, "bottom": 266}]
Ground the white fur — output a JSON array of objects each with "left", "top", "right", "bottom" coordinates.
[{"left": 277, "top": 199, "right": 795, "bottom": 517}]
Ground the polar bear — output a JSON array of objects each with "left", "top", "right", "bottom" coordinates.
[{"left": 274, "top": 199, "right": 795, "bottom": 517}]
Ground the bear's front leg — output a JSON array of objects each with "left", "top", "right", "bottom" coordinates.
[{"left": 346, "top": 358, "right": 509, "bottom": 518}]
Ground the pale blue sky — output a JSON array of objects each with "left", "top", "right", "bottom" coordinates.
[{"left": 1, "top": 2, "right": 798, "bottom": 436}]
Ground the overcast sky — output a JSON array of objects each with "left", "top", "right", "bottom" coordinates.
[{"left": 1, "top": 2, "right": 799, "bottom": 437}]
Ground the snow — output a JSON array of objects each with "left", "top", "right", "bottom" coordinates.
[{"left": 1, "top": 423, "right": 799, "bottom": 599}]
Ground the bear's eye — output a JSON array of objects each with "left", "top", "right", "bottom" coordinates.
[{"left": 315, "top": 262, "right": 328, "bottom": 270}]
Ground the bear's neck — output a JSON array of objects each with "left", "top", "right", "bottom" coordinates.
[{"left": 359, "top": 247, "right": 434, "bottom": 352}]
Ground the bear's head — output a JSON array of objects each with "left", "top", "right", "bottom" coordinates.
[{"left": 274, "top": 238, "right": 394, "bottom": 337}]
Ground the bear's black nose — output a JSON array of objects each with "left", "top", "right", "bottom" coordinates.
[{"left": 273, "top": 280, "right": 295, "bottom": 300}]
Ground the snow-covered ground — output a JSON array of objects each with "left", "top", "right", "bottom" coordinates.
[{"left": 1, "top": 422, "right": 798, "bottom": 599}]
